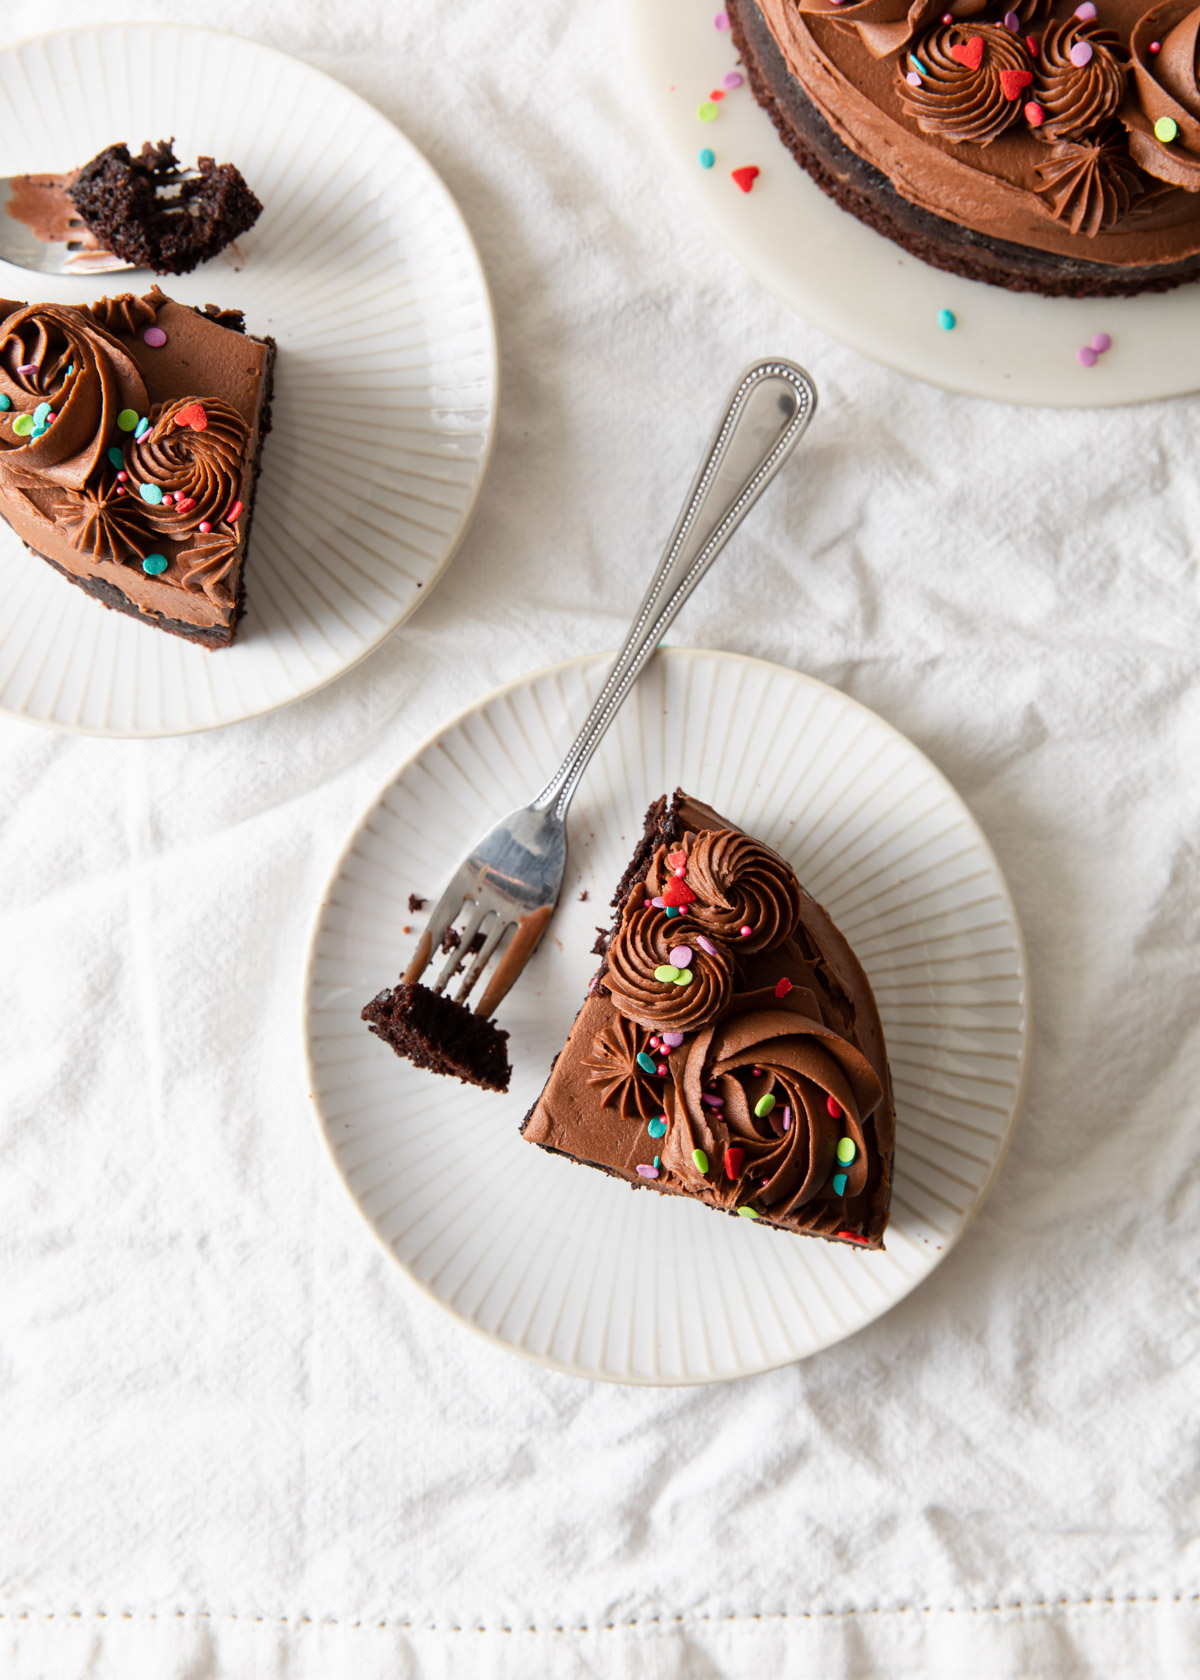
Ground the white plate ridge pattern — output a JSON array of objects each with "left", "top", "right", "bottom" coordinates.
[
  {"left": 0, "top": 23, "right": 496, "bottom": 734},
  {"left": 304, "top": 649, "right": 1030, "bottom": 1384}
]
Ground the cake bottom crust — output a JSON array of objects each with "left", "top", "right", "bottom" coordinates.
[{"left": 729, "top": 0, "right": 1200, "bottom": 300}]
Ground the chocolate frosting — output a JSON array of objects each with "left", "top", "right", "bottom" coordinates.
[
  {"left": 899, "top": 24, "right": 1034, "bottom": 145},
  {"left": 1035, "top": 19, "right": 1129, "bottom": 140},
  {"left": 0, "top": 303, "right": 146, "bottom": 490},
  {"left": 1124, "top": 0, "right": 1200, "bottom": 187},
  {"left": 790, "top": 0, "right": 942, "bottom": 60},
  {"left": 85, "top": 285, "right": 167, "bottom": 337},
  {"left": 583, "top": 1013, "right": 665, "bottom": 1120},
  {"left": 648, "top": 829, "right": 802, "bottom": 954},
  {"left": 604, "top": 882, "right": 734, "bottom": 1032},
  {"left": 177, "top": 529, "right": 239, "bottom": 606},
  {"left": 1034, "top": 131, "right": 1149, "bottom": 229},
  {"left": 53, "top": 482, "right": 153, "bottom": 563},
  {"left": 123, "top": 395, "right": 247, "bottom": 538}
]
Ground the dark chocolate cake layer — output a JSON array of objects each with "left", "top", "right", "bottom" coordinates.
[
  {"left": 363, "top": 981, "right": 512, "bottom": 1092},
  {"left": 523, "top": 790, "right": 895, "bottom": 1249}
]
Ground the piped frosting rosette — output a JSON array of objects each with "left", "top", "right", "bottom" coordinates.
[
  {"left": 659, "top": 988, "right": 884, "bottom": 1221},
  {"left": 1033, "top": 19, "right": 1129, "bottom": 141},
  {"left": 1122, "top": 0, "right": 1200, "bottom": 189},
  {"left": 583, "top": 1013, "right": 664, "bottom": 1121},
  {"left": 647, "top": 830, "right": 802, "bottom": 956},
  {"left": 0, "top": 302, "right": 147, "bottom": 490},
  {"left": 122, "top": 396, "right": 247, "bottom": 538},
  {"left": 1034, "top": 132, "right": 1148, "bottom": 232},
  {"left": 899, "top": 25, "right": 1035, "bottom": 145},
  {"left": 603, "top": 882, "right": 733, "bottom": 1033}
]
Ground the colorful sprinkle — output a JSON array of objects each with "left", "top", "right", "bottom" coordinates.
[
  {"left": 1027, "top": 34, "right": 1039, "bottom": 54},
  {"left": 906, "top": 70, "right": 922, "bottom": 86},
  {"left": 1077, "top": 345, "right": 1099, "bottom": 367},
  {"left": 198, "top": 520, "right": 212, "bottom": 534},
  {"left": 142, "top": 326, "right": 167, "bottom": 348},
  {"left": 225, "top": 499, "right": 243, "bottom": 524},
  {"left": 832, "top": 1172, "right": 848, "bottom": 1195},
  {"left": 698, "top": 101, "right": 719, "bottom": 122},
  {"left": 1068, "top": 39, "right": 1093, "bottom": 65},
  {"left": 117, "top": 408, "right": 140, "bottom": 431},
  {"left": 0, "top": 394, "right": 10, "bottom": 411},
  {"left": 173, "top": 402, "right": 208, "bottom": 431},
  {"left": 754, "top": 1093, "right": 776, "bottom": 1119},
  {"left": 781, "top": 1106, "right": 791, "bottom": 1132},
  {"left": 636, "top": 1163, "right": 659, "bottom": 1178},
  {"left": 724, "top": 1146, "right": 745, "bottom": 1179},
  {"left": 636, "top": 1050, "right": 657, "bottom": 1074},
  {"left": 672, "top": 969, "right": 694, "bottom": 988},
  {"left": 666, "top": 850, "right": 688, "bottom": 869},
  {"left": 654, "top": 964, "right": 680, "bottom": 983},
  {"left": 32, "top": 401, "right": 50, "bottom": 425},
  {"left": 648, "top": 1118, "right": 667, "bottom": 1139},
  {"left": 1092, "top": 332, "right": 1112, "bottom": 353},
  {"left": 699, "top": 148, "right": 715, "bottom": 169},
  {"left": 11, "top": 413, "right": 33, "bottom": 436},
  {"left": 837, "top": 1137, "right": 857, "bottom": 1165},
  {"left": 1150, "top": 39, "right": 1161, "bottom": 51},
  {"left": 134, "top": 417, "right": 150, "bottom": 440},
  {"left": 66, "top": 364, "right": 74, "bottom": 376},
  {"left": 998, "top": 67, "right": 1033, "bottom": 98},
  {"left": 731, "top": 165, "right": 760, "bottom": 193},
  {"left": 661, "top": 1031, "right": 685, "bottom": 1048},
  {"left": 701, "top": 1092, "right": 724, "bottom": 1108},
  {"left": 695, "top": 935, "right": 717, "bottom": 956},
  {"left": 827, "top": 1095, "right": 843, "bottom": 1119},
  {"left": 665, "top": 906, "right": 683, "bottom": 918},
  {"left": 1074, "top": 0, "right": 1097, "bottom": 15},
  {"left": 656, "top": 1063, "right": 668, "bottom": 1076},
  {"left": 662, "top": 876, "right": 695, "bottom": 908},
  {"left": 937, "top": 307, "right": 957, "bottom": 330},
  {"left": 739, "top": 925, "right": 752, "bottom": 938},
  {"left": 175, "top": 495, "right": 196, "bottom": 513},
  {"left": 693, "top": 1148, "right": 709, "bottom": 1174},
  {"left": 837, "top": 1230, "right": 872, "bottom": 1245},
  {"left": 1025, "top": 100, "right": 1045, "bottom": 126},
  {"left": 17, "top": 362, "right": 37, "bottom": 376},
  {"left": 774, "top": 976, "right": 792, "bottom": 998},
  {"left": 714, "top": 10, "right": 730, "bottom": 27},
  {"left": 710, "top": 89, "right": 727, "bottom": 102},
  {"left": 107, "top": 446, "right": 123, "bottom": 467},
  {"left": 737, "top": 1207, "right": 759, "bottom": 1219},
  {"left": 1003, "top": 8, "right": 1019, "bottom": 26},
  {"left": 651, "top": 896, "right": 666, "bottom": 908},
  {"left": 1155, "top": 115, "right": 1179, "bottom": 143},
  {"left": 669, "top": 945, "right": 693, "bottom": 967},
  {"left": 723, "top": 70, "right": 744, "bottom": 88},
  {"left": 909, "top": 54, "right": 928, "bottom": 73},
  {"left": 142, "top": 554, "right": 168, "bottom": 575},
  {"left": 140, "top": 483, "right": 164, "bottom": 504}
]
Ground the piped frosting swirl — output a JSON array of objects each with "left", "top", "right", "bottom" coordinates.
[
  {"left": 123, "top": 396, "right": 247, "bottom": 538},
  {"left": 648, "top": 830, "right": 802, "bottom": 955},
  {"left": 1034, "top": 18, "right": 1129, "bottom": 139},
  {"left": 584, "top": 1013, "right": 666, "bottom": 1120},
  {"left": 604, "top": 882, "right": 734, "bottom": 1033},
  {"left": 1034, "top": 130, "right": 1148, "bottom": 229},
  {"left": 899, "top": 24, "right": 1035, "bottom": 145},
  {"left": 1122, "top": 0, "right": 1200, "bottom": 189}
]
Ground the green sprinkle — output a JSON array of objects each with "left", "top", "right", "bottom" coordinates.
[
  {"left": 672, "top": 968, "right": 693, "bottom": 987},
  {"left": 837, "top": 1137, "right": 857, "bottom": 1165},
  {"left": 754, "top": 1093, "right": 776, "bottom": 1119},
  {"left": 938, "top": 308, "right": 956, "bottom": 331},
  {"left": 692, "top": 1148, "right": 709, "bottom": 1174},
  {"left": 737, "top": 1206, "right": 759, "bottom": 1219},
  {"left": 11, "top": 413, "right": 34, "bottom": 436},
  {"left": 140, "top": 483, "right": 163, "bottom": 505},
  {"left": 698, "top": 101, "right": 718, "bottom": 122},
  {"left": 0, "top": 394, "right": 11, "bottom": 411},
  {"left": 636, "top": 1050, "right": 657, "bottom": 1074},
  {"left": 832, "top": 1172, "right": 848, "bottom": 1195},
  {"left": 117, "top": 408, "right": 140, "bottom": 431},
  {"left": 142, "top": 554, "right": 168, "bottom": 575},
  {"left": 648, "top": 1118, "right": 667, "bottom": 1138},
  {"left": 654, "top": 963, "right": 680, "bottom": 983},
  {"left": 1155, "top": 116, "right": 1179, "bottom": 144}
]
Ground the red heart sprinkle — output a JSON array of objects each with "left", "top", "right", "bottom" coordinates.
[
  {"left": 661, "top": 876, "right": 695, "bottom": 907},
  {"left": 666, "top": 849, "right": 688, "bottom": 870},
  {"left": 949, "top": 37, "right": 984, "bottom": 69},
  {"left": 724, "top": 1146, "right": 745, "bottom": 1179},
  {"left": 731, "top": 165, "right": 760, "bottom": 193},
  {"left": 173, "top": 402, "right": 208, "bottom": 431},
  {"left": 998, "top": 67, "right": 1033, "bottom": 98},
  {"left": 774, "top": 976, "right": 793, "bottom": 998}
]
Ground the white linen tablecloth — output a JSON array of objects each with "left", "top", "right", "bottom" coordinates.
[{"left": 3, "top": 0, "right": 1200, "bottom": 1675}]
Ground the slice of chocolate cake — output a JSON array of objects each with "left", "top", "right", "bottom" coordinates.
[
  {"left": 0, "top": 286, "right": 274, "bottom": 647},
  {"left": 363, "top": 982, "right": 512, "bottom": 1092},
  {"left": 522, "top": 791, "right": 895, "bottom": 1248}
]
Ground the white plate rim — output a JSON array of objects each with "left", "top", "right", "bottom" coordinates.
[
  {"left": 0, "top": 20, "right": 499, "bottom": 739},
  {"left": 301, "top": 647, "right": 1032, "bottom": 1385}
]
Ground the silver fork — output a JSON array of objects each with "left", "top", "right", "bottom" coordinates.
[
  {"left": 405, "top": 358, "right": 818, "bottom": 1021},
  {"left": 0, "top": 170, "right": 199, "bottom": 276}
]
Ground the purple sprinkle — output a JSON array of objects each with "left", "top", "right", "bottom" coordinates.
[
  {"left": 1003, "top": 8, "right": 1019, "bottom": 26},
  {"left": 1074, "top": 0, "right": 1097, "bottom": 15},
  {"left": 1077, "top": 345, "right": 1099, "bottom": 368},
  {"left": 636, "top": 1163, "right": 659, "bottom": 1178},
  {"left": 587, "top": 974, "right": 598, "bottom": 994},
  {"left": 661, "top": 1031, "right": 685, "bottom": 1048},
  {"left": 1092, "top": 331, "right": 1112, "bottom": 353},
  {"left": 1069, "top": 38, "right": 1093, "bottom": 64},
  {"left": 17, "top": 362, "right": 37, "bottom": 376},
  {"left": 701, "top": 1092, "right": 724, "bottom": 1108},
  {"left": 695, "top": 935, "right": 717, "bottom": 956},
  {"left": 782, "top": 1106, "right": 792, "bottom": 1132},
  {"left": 723, "top": 70, "right": 744, "bottom": 88},
  {"left": 669, "top": 945, "right": 693, "bottom": 967},
  {"left": 142, "top": 326, "right": 167, "bottom": 348},
  {"left": 714, "top": 9, "right": 730, "bottom": 27},
  {"left": 906, "top": 70, "right": 922, "bottom": 84},
  {"left": 651, "top": 896, "right": 665, "bottom": 909}
]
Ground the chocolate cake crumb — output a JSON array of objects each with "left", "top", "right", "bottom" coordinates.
[
  {"left": 362, "top": 981, "right": 511, "bottom": 1092},
  {"left": 408, "top": 893, "right": 427, "bottom": 913}
]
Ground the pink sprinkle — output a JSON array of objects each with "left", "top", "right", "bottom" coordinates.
[
  {"left": 906, "top": 70, "right": 922, "bottom": 85},
  {"left": 224, "top": 499, "right": 243, "bottom": 523},
  {"left": 752, "top": 1067, "right": 763, "bottom": 1077},
  {"left": 651, "top": 896, "right": 666, "bottom": 909},
  {"left": 1150, "top": 38, "right": 1161, "bottom": 50},
  {"left": 723, "top": 71, "right": 744, "bottom": 88},
  {"left": 161, "top": 493, "right": 174, "bottom": 504},
  {"left": 17, "top": 362, "right": 36, "bottom": 376},
  {"left": 1025, "top": 100, "right": 1045, "bottom": 126},
  {"left": 587, "top": 974, "right": 598, "bottom": 994},
  {"left": 714, "top": 9, "right": 730, "bottom": 27},
  {"left": 701, "top": 1092, "right": 724, "bottom": 1108},
  {"left": 1077, "top": 345, "right": 1099, "bottom": 368},
  {"left": 669, "top": 945, "right": 693, "bottom": 967},
  {"left": 1092, "top": 332, "right": 1112, "bottom": 353},
  {"left": 674, "top": 865, "right": 686, "bottom": 877},
  {"left": 739, "top": 925, "right": 752, "bottom": 938},
  {"left": 661, "top": 1031, "right": 685, "bottom": 1048},
  {"left": 1003, "top": 9, "right": 1018, "bottom": 26},
  {"left": 1069, "top": 38, "right": 1093, "bottom": 64},
  {"left": 198, "top": 520, "right": 212, "bottom": 533},
  {"left": 142, "top": 326, "right": 167, "bottom": 348},
  {"left": 46, "top": 412, "right": 55, "bottom": 422},
  {"left": 115, "top": 486, "right": 126, "bottom": 496},
  {"left": 649, "top": 1036, "right": 660, "bottom": 1049},
  {"left": 656, "top": 1063, "right": 667, "bottom": 1077},
  {"left": 1074, "top": 0, "right": 1097, "bottom": 16},
  {"left": 782, "top": 1106, "right": 792, "bottom": 1132},
  {"left": 695, "top": 935, "right": 716, "bottom": 955},
  {"left": 636, "top": 1164, "right": 659, "bottom": 1178},
  {"left": 116, "top": 470, "right": 127, "bottom": 482}
]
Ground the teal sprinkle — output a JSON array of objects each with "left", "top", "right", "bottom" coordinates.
[
  {"left": 698, "top": 148, "right": 715, "bottom": 169},
  {"left": 67, "top": 363, "right": 75, "bottom": 375},
  {"left": 29, "top": 422, "right": 47, "bottom": 439},
  {"left": 142, "top": 554, "right": 168, "bottom": 575},
  {"left": 665, "top": 906, "right": 682, "bottom": 918},
  {"left": 653, "top": 1156, "right": 660, "bottom": 1169},
  {"left": 938, "top": 308, "right": 957, "bottom": 331},
  {"left": 0, "top": 394, "right": 10, "bottom": 412},
  {"left": 134, "top": 417, "right": 150, "bottom": 441},
  {"left": 107, "top": 446, "right": 123, "bottom": 468},
  {"left": 33, "top": 402, "right": 50, "bottom": 425},
  {"left": 140, "top": 483, "right": 164, "bottom": 505},
  {"left": 909, "top": 54, "right": 928, "bottom": 73},
  {"left": 636, "top": 1050, "right": 657, "bottom": 1074},
  {"left": 832, "top": 1172, "right": 848, "bottom": 1195},
  {"left": 648, "top": 1118, "right": 667, "bottom": 1138}
]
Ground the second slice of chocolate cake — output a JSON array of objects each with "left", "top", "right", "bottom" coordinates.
[{"left": 522, "top": 791, "right": 895, "bottom": 1248}]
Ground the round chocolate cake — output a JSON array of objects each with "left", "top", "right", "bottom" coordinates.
[{"left": 730, "top": 0, "right": 1200, "bottom": 295}]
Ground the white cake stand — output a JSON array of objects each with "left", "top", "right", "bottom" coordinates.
[{"left": 623, "top": 0, "right": 1200, "bottom": 406}]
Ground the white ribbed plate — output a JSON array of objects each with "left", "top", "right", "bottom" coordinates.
[
  {"left": 625, "top": 0, "right": 1200, "bottom": 407},
  {"left": 305, "top": 649, "right": 1029, "bottom": 1384},
  {"left": 0, "top": 24, "right": 496, "bottom": 735}
]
